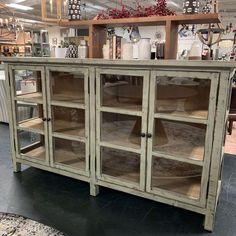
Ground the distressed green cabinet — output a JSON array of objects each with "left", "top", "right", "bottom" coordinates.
[{"left": 3, "top": 58, "right": 235, "bottom": 231}]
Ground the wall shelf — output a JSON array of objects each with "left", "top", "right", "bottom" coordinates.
[
  {"left": 59, "top": 14, "right": 221, "bottom": 59},
  {"left": 59, "top": 14, "right": 220, "bottom": 27}
]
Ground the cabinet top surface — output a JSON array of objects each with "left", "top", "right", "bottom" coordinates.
[{"left": 1, "top": 57, "right": 236, "bottom": 70}]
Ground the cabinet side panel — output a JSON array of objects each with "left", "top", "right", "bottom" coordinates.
[{"left": 205, "top": 70, "right": 232, "bottom": 231}]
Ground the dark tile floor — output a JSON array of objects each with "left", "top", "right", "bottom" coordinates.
[{"left": 0, "top": 123, "right": 236, "bottom": 236}]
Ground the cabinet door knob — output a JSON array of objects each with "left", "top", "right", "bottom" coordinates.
[
  {"left": 47, "top": 118, "right": 51, "bottom": 122},
  {"left": 42, "top": 118, "right": 47, "bottom": 122},
  {"left": 141, "top": 133, "right": 146, "bottom": 138},
  {"left": 147, "top": 133, "right": 152, "bottom": 138}
]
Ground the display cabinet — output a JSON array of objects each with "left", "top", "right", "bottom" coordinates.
[{"left": 3, "top": 58, "right": 235, "bottom": 232}]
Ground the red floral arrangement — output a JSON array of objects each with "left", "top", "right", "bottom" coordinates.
[{"left": 97, "top": 0, "right": 175, "bottom": 20}]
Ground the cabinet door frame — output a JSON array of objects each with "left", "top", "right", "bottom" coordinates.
[
  {"left": 95, "top": 68, "right": 150, "bottom": 191},
  {"left": 9, "top": 65, "right": 50, "bottom": 165},
  {"left": 146, "top": 70, "right": 219, "bottom": 207},
  {"left": 46, "top": 66, "right": 90, "bottom": 177}
]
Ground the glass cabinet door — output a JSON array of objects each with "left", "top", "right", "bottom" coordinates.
[
  {"left": 9, "top": 66, "right": 49, "bottom": 164},
  {"left": 96, "top": 69, "right": 150, "bottom": 190},
  {"left": 46, "top": 67, "right": 89, "bottom": 176},
  {"left": 146, "top": 71, "right": 219, "bottom": 206}
]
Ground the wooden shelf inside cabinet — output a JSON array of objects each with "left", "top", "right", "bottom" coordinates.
[
  {"left": 54, "top": 149, "right": 86, "bottom": 170},
  {"left": 155, "top": 110, "right": 208, "bottom": 121},
  {"left": 52, "top": 93, "right": 84, "bottom": 105},
  {"left": 16, "top": 92, "right": 43, "bottom": 103},
  {"left": 153, "top": 119, "right": 206, "bottom": 162},
  {"left": 101, "top": 127, "right": 141, "bottom": 151},
  {"left": 21, "top": 145, "right": 45, "bottom": 160},
  {"left": 101, "top": 102, "right": 143, "bottom": 112},
  {"left": 152, "top": 175, "right": 201, "bottom": 200},
  {"left": 18, "top": 117, "right": 44, "bottom": 133},
  {"left": 152, "top": 157, "right": 202, "bottom": 199},
  {"left": 59, "top": 14, "right": 221, "bottom": 59},
  {"left": 102, "top": 149, "right": 140, "bottom": 183},
  {"left": 53, "top": 120, "right": 85, "bottom": 137}
]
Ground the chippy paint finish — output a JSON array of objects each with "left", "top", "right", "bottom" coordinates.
[{"left": 2, "top": 57, "right": 235, "bottom": 232}]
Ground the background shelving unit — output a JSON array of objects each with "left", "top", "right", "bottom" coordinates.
[
  {"left": 26, "top": 30, "right": 50, "bottom": 57},
  {"left": 59, "top": 13, "right": 221, "bottom": 59}
]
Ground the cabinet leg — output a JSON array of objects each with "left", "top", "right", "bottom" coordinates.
[
  {"left": 90, "top": 184, "right": 100, "bottom": 197},
  {"left": 13, "top": 161, "right": 21, "bottom": 173},
  {"left": 204, "top": 212, "right": 214, "bottom": 232}
]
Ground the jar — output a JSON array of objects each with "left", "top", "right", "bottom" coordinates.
[
  {"left": 78, "top": 40, "right": 88, "bottom": 59},
  {"left": 122, "top": 42, "right": 133, "bottom": 60},
  {"left": 66, "top": 45, "right": 78, "bottom": 58},
  {"left": 188, "top": 41, "right": 202, "bottom": 60},
  {"left": 138, "top": 38, "right": 151, "bottom": 60},
  {"left": 102, "top": 44, "right": 110, "bottom": 59},
  {"left": 183, "top": 0, "right": 200, "bottom": 14}
]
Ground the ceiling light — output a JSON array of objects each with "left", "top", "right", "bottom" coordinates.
[{"left": 5, "top": 3, "right": 33, "bottom": 11}]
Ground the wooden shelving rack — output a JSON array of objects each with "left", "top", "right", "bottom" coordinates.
[{"left": 59, "top": 13, "right": 221, "bottom": 59}]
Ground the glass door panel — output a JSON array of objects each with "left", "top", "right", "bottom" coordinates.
[
  {"left": 10, "top": 66, "right": 49, "bottom": 165},
  {"left": 101, "top": 112, "right": 141, "bottom": 150},
  {"left": 47, "top": 67, "right": 89, "bottom": 175},
  {"left": 18, "top": 131, "right": 46, "bottom": 161},
  {"left": 151, "top": 157, "right": 202, "bottom": 200},
  {"left": 53, "top": 138, "right": 86, "bottom": 171},
  {"left": 52, "top": 106, "right": 85, "bottom": 138},
  {"left": 147, "top": 71, "right": 218, "bottom": 206},
  {"left": 153, "top": 119, "right": 206, "bottom": 161},
  {"left": 50, "top": 70, "right": 85, "bottom": 105},
  {"left": 101, "top": 147, "right": 140, "bottom": 184},
  {"left": 100, "top": 74, "right": 143, "bottom": 111},
  {"left": 13, "top": 69, "right": 43, "bottom": 103},
  {"left": 155, "top": 76, "right": 211, "bottom": 119},
  {"left": 16, "top": 102, "right": 44, "bottom": 133},
  {"left": 96, "top": 69, "right": 150, "bottom": 191}
]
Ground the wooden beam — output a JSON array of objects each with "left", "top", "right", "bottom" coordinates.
[
  {"left": 165, "top": 20, "right": 178, "bottom": 59},
  {"left": 59, "top": 14, "right": 221, "bottom": 28},
  {"left": 89, "top": 25, "right": 107, "bottom": 58}
]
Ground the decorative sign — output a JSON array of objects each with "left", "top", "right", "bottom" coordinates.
[
  {"left": 68, "top": 0, "right": 81, "bottom": 20},
  {"left": 183, "top": 0, "right": 200, "bottom": 14}
]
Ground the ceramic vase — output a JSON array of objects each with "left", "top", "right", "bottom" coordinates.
[
  {"left": 78, "top": 40, "right": 88, "bottom": 59},
  {"left": 122, "top": 42, "right": 133, "bottom": 60},
  {"left": 138, "top": 38, "right": 151, "bottom": 60},
  {"left": 55, "top": 48, "right": 67, "bottom": 58},
  {"left": 66, "top": 45, "right": 78, "bottom": 58},
  {"left": 188, "top": 41, "right": 202, "bottom": 60}
]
